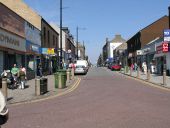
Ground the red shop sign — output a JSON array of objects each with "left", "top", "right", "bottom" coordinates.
[{"left": 162, "top": 42, "right": 169, "bottom": 53}]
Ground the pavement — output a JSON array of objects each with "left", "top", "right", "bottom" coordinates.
[
  {"left": 119, "top": 68, "right": 170, "bottom": 88},
  {"left": 2, "top": 67, "right": 170, "bottom": 105},
  {"left": 3, "top": 74, "right": 78, "bottom": 105}
]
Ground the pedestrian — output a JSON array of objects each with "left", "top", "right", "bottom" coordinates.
[
  {"left": 142, "top": 62, "right": 147, "bottom": 74},
  {"left": 37, "top": 64, "right": 42, "bottom": 77},
  {"left": 63, "top": 62, "right": 67, "bottom": 69},
  {"left": 11, "top": 64, "right": 19, "bottom": 88},
  {"left": 134, "top": 62, "right": 138, "bottom": 71},
  {"left": 130, "top": 63, "right": 134, "bottom": 71},
  {"left": 18, "top": 66, "right": 26, "bottom": 89}
]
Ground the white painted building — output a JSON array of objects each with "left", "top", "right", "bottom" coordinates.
[{"left": 107, "top": 35, "right": 126, "bottom": 62}]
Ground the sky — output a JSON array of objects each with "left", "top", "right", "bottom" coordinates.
[{"left": 24, "top": 0, "right": 170, "bottom": 64}]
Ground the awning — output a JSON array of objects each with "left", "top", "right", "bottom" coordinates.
[{"left": 153, "top": 53, "right": 165, "bottom": 58}]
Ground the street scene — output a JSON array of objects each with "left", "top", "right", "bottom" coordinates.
[
  {"left": 2, "top": 67, "right": 170, "bottom": 128},
  {"left": 0, "top": 0, "right": 170, "bottom": 128}
]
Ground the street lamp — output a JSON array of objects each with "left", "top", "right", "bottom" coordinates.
[
  {"left": 76, "top": 26, "right": 86, "bottom": 60},
  {"left": 59, "top": 0, "right": 63, "bottom": 69}
]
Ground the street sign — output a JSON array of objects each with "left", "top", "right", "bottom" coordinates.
[
  {"left": 164, "top": 29, "right": 170, "bottom": 41},
  {"left": 162, "top": 42, "right": 169, "bottom": 53}
]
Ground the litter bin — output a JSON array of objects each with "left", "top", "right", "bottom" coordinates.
[
  {"left": 40, "top": 78, "right": 48, "bottom": 94},
  {"left": 54, "top": 69, "right": 67, "bottom": 89}
]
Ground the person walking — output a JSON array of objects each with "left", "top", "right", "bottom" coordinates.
[
  {"left": 18, "top": 66, "right": 26, "bottom": 89},
  {"left": 37, "top": 64, "right": 42, "bottom": 77},
  {"left": 11, "top": 64, "right": 19, "bottom": 88},
  {"left": 142, "top": 62, "right": 147, "bottom": 74}
]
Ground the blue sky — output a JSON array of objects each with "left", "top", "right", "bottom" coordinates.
[{"left": 24, "top": 0, "right": 170, "bottom": 64}]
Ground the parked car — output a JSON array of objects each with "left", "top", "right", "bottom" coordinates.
[
  {"left": 0, "top": 90, "right": 8, "bottom": 125},
  {"left": 75, "top": 60, "right": 89, "bottom": 72},
  {"left": 111, "top": 64, "right": 121, "bottom": 71},
  {"left": 74, "top": 65, "right": 87, "bottom": 75}
]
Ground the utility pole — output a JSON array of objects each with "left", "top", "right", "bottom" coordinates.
[
  {"left": 169, "top": 6, "right": 170, "bottom": 28},
  {"left": 59, "top": 0, "right": 63, "bottom": 69},
  {"left": 76, "top": 26, "right": 79, "bottom": 60}
]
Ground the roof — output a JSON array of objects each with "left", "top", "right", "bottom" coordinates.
[
  {"left": 116, "top": 42, "right": 127, "bottom": 50},
  {"left": 110, "top": 35, "right": 126, "bottom": 43},
  {"left": 127, "top": 15, "right": 168, "bottom": 42}
]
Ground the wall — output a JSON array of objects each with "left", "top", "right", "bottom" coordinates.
[
  {"left": 109, "top": 42, "right": 122, "bottom": 58},
  {"left": 0, "top": 0, "right": 41, "bottom": 30},
  {"left": 141, "top": 16, "right": 169, "bottom": 47},
  {"left": 0, "top": 3, "right": 25, "bottom": 38},
  {"left": 41, "top": 19, "right": 59, "bottom": 49}
]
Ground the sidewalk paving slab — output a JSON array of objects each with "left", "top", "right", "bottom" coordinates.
[
  {"left": 3, "top": 75, "right": 78, "bottom": 105},
  {"left": 119, "top": 69, "right": 170, "bottom": 88}
]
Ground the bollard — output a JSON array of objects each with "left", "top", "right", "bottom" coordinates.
[
  {"left": 2, "top": 78, "right": 7, "bottom": 99},
  {"left": 137, "top": 67, "right": 140, "bottom": 78},
  {"left": 163, "top": 70, "right": 167, "bottom": 86},
  {"left": 130, "top": 68, "right": 132, "bottom": 76},
  {"left": 71, "top": 68, "right": 74, "bottom": 80},
  {"left": 66, "top": 69, "right": 70, "bottom": 83},
  {"left": 124, "top": 66, "right": 126, "bottom": 74},
  {"left": 147, "top": 69, "right": 150, "bottom": 81},
  {"left": 35, "top": 78, "right": 40, "bottom": 96}
]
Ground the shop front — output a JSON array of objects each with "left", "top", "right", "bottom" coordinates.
[
  {"left": 0, "top": 28, "right": 26, "bottom": 72},
  {"left": 41, "top": 48, "right": 58, "bottom": 75},
  {"left": 26, "top": 41, "right": 41, "bottom": 79},
  {"left": 154, "top": 41, "right": 170, "bottom": 75}
]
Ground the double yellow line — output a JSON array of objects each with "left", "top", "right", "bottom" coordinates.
[{"left": 10, "top": 78, "right": 81, "bottom": 106}]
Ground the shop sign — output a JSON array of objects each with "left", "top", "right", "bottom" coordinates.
[
  {"left": 42, "top": 48, "right": 56, "bottom": 55},
  {"left": 164, "top": 29, "right": 170, "bottom": 41},
  {"left": 156, "top": 45, "right": 162, "bottom": 54},
  {"left": 0, "top": 29, "right": 26, "bottom": 52},
  {"left": 162, "top": 42, "right": 169, "bottom": 53},
  {"left": 26, "top": 41, "right": 41, "bottom": 54}
]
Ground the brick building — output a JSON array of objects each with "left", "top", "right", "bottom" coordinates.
[{"left": 127, "top": 15, "right": 169, "bottom": 65}]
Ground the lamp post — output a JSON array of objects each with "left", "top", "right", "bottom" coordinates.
[
  {"left": 59, "top": 0, "right": 63, "bottom": 69},
  {"left": 76, "top": 26, "right": 86, "bottom": 60},
  {"left": 168, "top": 6, "right": 170, "bottom": 28}
]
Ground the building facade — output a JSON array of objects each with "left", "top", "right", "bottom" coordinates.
[
  {"left": 0, "top": 3, "right": 26, "bottom": 73},
  {"left": 127, "top": 15, "right": 169, "bottom": 66},
  {"left": 41, "top": 18, "right": 59, "bottom": 74},
  {"left": 107, "top": 35, "right": 126, "bottom": 63}
]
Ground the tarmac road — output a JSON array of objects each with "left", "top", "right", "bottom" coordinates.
[{"left": 2, "top": 67, "right": 170, "bottom": 128}]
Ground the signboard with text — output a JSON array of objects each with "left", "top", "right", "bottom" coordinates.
[
  {"left": 164, "top": 29, "right": 170, "bottom": 41},
  {"left": 162, "top": 42, "right": 169, "bottom": 53},
  {"left": 41, "top": 48, "right": 56, "bottom": 55}
]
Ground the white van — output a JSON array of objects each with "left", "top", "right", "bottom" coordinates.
[{"left": 75, "top": 60, "right": 89, "bottom": 74}]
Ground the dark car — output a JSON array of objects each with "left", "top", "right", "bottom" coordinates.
[{"left": 111, "top": 64, "right": 121, "bottom": 71}]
